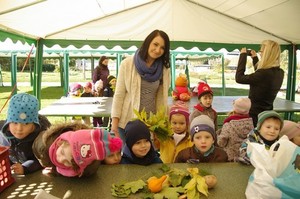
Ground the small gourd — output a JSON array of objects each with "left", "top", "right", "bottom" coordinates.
[{"left": 147, "top": 175, "right": 167, "bottom": 193}]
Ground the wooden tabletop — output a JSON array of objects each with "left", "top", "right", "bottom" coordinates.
[{"left": 1, "top": 163, "right": 254, "bottom": 199}]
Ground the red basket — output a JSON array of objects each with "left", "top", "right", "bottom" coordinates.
[{"left": 0, "top": 146, "right": 15, "bottom": 193}]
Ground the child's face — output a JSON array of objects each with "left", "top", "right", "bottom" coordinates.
[
  {"left": 259, "top": 118, "right": 281, "bottom": 141},
  {"left": 110, "top": 79, "right": 116, "bottom": 87},
  {"left": 199, "top": 94, "right": 213, "bottom": 108},
  {"left": 103, "top": 151, "right": 121, "bottom": 164},
  {"left": 84, "top": 87, "right": 92, "bottom": 93},
  {"left": 193, "top": 131, "right": 214, "bottom": 154},
  {"left": 8, "top": 122, "right": 35, "bottom": 139},
  {"left": 131, "top": 139, "right": 151, "bottom": 158},
  {"left": 56, "top": 140, "right": 73, "bottom": 167},
  {"left": 292, "top": 135, "right": 300, "bottom": 146},
  {"left": 170, "top": 114, "right": 187, "bottom": 134}
]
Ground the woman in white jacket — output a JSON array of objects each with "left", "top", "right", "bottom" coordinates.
[{"left": 111, "top": 30, "right": 171, "bottom": 142}]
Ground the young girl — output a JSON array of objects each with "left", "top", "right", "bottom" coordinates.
[
  {"left": 217, "top": 97, "right": 254, "bottom": 162},
  {"left": 175, "top": 115, "right": 228, "bottom": 163},
  {"left": 238, "top": 110, "right": 283, "bottom": 165},
  {"left": 33, "top": 122, "right": 122, "bottom": 177},
  {"left": 154, "top": 101, "right": 193, "bottom": 163},
  {"left": 121, "top": 120, "right": 162, "bottom": 165},
  {"left": 280, "top": 120, "right": 300, "bottom": 146},
  {"left": 190, "top": 82, "right": 218, "bottom": 130}
]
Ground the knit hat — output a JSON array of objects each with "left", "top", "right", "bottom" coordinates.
[
  {"left": 233, "top": 97, "right": 251, "bottom": 115},
  {"left": 169, "top": 101, "right": 190, "bottom": 124},
  {"left": 49, "top": 128, "right": 122, "bottom": 177},
  {"left": 190, "top": 115, "right": 215, "bottom": 141},
  {"left": 125, "top": 120, "right": 151, "bottom": 150},
  {"left": 107, "top": 75, "right": 116, "bottom": 85},
  {"left": 256, "top": 110, "right": 284, "bottom": 131},
  {"left": 2, "top": 93, "right": 40, "bottom": 132},
  {"left": 280, "top": 120, "right": 300, "bottom": 140},
  {"left": 69, "top": 83, "right": 82, "bottom": 93},
  {"left": 197, "top": 82, "right": 213, "bottom": 98},
  {"left": 84, "top": 82, "right": 92, "bottom": 89}
]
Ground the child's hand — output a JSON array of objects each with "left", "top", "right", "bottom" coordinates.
[{"left": 11, "top": 163, "right": 24, "bottom": 175}]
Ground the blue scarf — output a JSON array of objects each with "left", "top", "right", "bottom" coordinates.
[{"left": 134, "top": 50, "right": 163, "bottom": 82}]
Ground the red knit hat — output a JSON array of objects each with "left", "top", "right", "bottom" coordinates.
[
  {"left": 197, "top": 82, "right": 213, "bottom": 98},
  {"left": 84, "top": 82, "right": 92, "bottom": 89},
  {"left": 169, "top": 101, "right": 190, "bottom": 124}
]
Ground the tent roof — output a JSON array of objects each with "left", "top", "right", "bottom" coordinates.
[{"left": 0, "top": 0, "right": 299, "bottom": 50}]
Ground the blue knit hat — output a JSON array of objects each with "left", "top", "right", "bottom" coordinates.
[{"left": 2, "top": 93, "right": 40, "bottom": 131}]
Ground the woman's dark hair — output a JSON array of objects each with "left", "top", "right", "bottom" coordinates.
[
  {"left": 98, "top": 56, "right": 108, "bottom": 67},
  {"left": 139, "top": 30, "right": 170, "bottom": 68}
]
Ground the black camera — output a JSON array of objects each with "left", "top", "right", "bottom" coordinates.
[{"left": 247, "top": 49, "right": 252, "bottom": 56}]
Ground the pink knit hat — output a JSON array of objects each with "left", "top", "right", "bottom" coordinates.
[
  {"left": 169, "top": 101, "right": 190, "bottom": 124},
  {"left": 49, "top": 129, "right": 122, "bottom": 177},
  {"left": 233, "top": 97, "right": 251, "bottom": 115},
  {"left": 280, "top": 120, "right": 300, "bottom": 140}
]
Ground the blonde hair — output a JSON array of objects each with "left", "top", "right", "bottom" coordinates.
[{"left": 257, "top": 40, "right": 281, "bottom": 69}]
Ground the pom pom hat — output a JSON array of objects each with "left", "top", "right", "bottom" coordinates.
[
  {"left": 197, "top": 82, "right": 213, "bottom": 99},
  {"left": 84, "top": 82, "right": 92, "bottom": 89},
  {"left": 280, "top": 120, "right": 300, "bottom": 140},
  {"left": 233, "top": 97, "right": 251, "bottom": 115},
  {"left": 169, "top": 101, "right": 190, "bottom": 124},
  {"left": 107, "top": 75, "right": 116, "bottom": 85},
  {"left": 49, "top": 128, "right": 122, "bottom": 177},
  {"left": 190, "top": 115, "right": 215, "bottom": 141},
  {"left": 256, "top": 110, "right": 284, "bottom": 131},
  {"left": 2, "top": 93, "right": 40, "bottom": 132}
]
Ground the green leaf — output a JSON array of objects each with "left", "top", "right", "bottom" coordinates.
[
  {"left": 123, "top": 179, "right": 146, "bottom": 193},
  {"left": 153, "top": 187, "right": 185, "bottom": 199}
]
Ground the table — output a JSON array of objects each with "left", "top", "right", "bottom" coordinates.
[
  {"left": 39, "top": 97, "right": 112, "bottom": 117},
  {"left": 1, "top": 163, "right": 254, "bottom": 199},
  {"left": 169, "top": 96, "right": 300, "bottom": 114}
]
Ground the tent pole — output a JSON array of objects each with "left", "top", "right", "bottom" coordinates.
[
  {"left": 11, "top": 53, "right": 17, "bottom": 95},
  {"left": 33, "top": 39, "right": 44, "bottom": 108},
  {"left": 63, "top": 52, "right": 69, "bottom": 96}
]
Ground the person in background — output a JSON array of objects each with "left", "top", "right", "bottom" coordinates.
[
  {"left": 33, "top": 122, "right": 122, "bottom": 177},
  {"left": 80, "top": 82, "right": 94, "bottom": 126},
  {"left": 238, "top": 110, "right": 283, "bottom": 165},
  {"left": 102, "top": 75, "right": 116, "bottom": 129},
  {"left": 121, "top": 120, "right": 162, "bottom": 165},
  {"left": 92, "top": 56, "right": 109, "bottom": 127},
  {"left": 190, "top": 82, "right": 218, "bottom": 130},
  {"left": 175, "top": 115, "right": 228, "bottom": 163},
  {"left": 0, "top": 93, "right": 51, "bottom": 175},
  {"left": 217, "top": 97, "right": 254, "bottom": 162},
  {"left": 280, "top": 120, "right": 300, "bottom": 146},
  {"left": 111, "top": 30, "right": 170, "bottom": 142},
  {"left": 154, "top": 101, "right": 192, "bottom": 163},
  {"left": 235, "top": 40, "right": 284, "bottom": 126}
]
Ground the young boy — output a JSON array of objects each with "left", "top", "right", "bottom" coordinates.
[
  {"left": 103, "top": 75, "right": 116, "bottom": 129},
  {"left": 190, "top": 82, "right": 218, "bottom": 130},
  {"left": 0, "top": 93, "right": 51, "bottom": 175},
  {"left": 80, "top": 82, "right": 94, "bottom": 126},
  {"left": 238, "top": 110, "right": 284, "bottom": 165},
  {"left": 154, "top": 101, "right": 193, "bottom": 163},
  {"left": 175, "top": 115, "right": 228, "bottom": 163},
  {"left": 121, "top": 120, "right": 162, "bottom": 165},
  {"left": 217, "top": 97, "right": 254, "bottom": 162}
]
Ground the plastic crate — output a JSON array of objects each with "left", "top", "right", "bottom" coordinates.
[{"left": 0, "top": 146, "right": 15, "bottom": 193}]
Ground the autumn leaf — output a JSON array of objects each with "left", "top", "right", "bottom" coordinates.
[{"left": 153, "top": 187, "right": 185, "bottom": 199}]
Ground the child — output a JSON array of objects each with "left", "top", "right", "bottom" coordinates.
[
  {"left": 175, "top": 115, "right": 228, "bottom": 163},
  {"left": 154, "top": 101, "right": 193, "bottom": 163},
  {"left": 80, "top": 82, "right": 94, "bottom": 126},
  {"left": 190, "top": 82, "right": 218, "bottom": 130},
  {"left": 280, "top": 120, "right": 300, "bottom": 146},
  {"left": 103, "top": 75, "right": 116, "bottom": 129},
  {"left": 121, "top": 120, "right": 163, "bottom": 165},
  {"left": 68, "top": 83, "right": 82, "bottom": 97},
  {"left": 217, "top": 97, "right": 254, "bottom": 162},
  {"left": 0, "top": 93, "right": 51, "bottom": 175},
  {"left": 33, "top": 122, "right": 123, "bottom": 177},
  {"left": 238, "top": 110, "right": 283, "bottom": 165}
]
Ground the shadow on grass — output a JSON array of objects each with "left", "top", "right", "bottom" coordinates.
[{"left": 39, "top": 87, "right": 65, "bottom": 99}]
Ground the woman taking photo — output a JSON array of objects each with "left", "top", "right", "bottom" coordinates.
[{"left": 235, "top": 40, "right": 284, "bottom": 126}]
